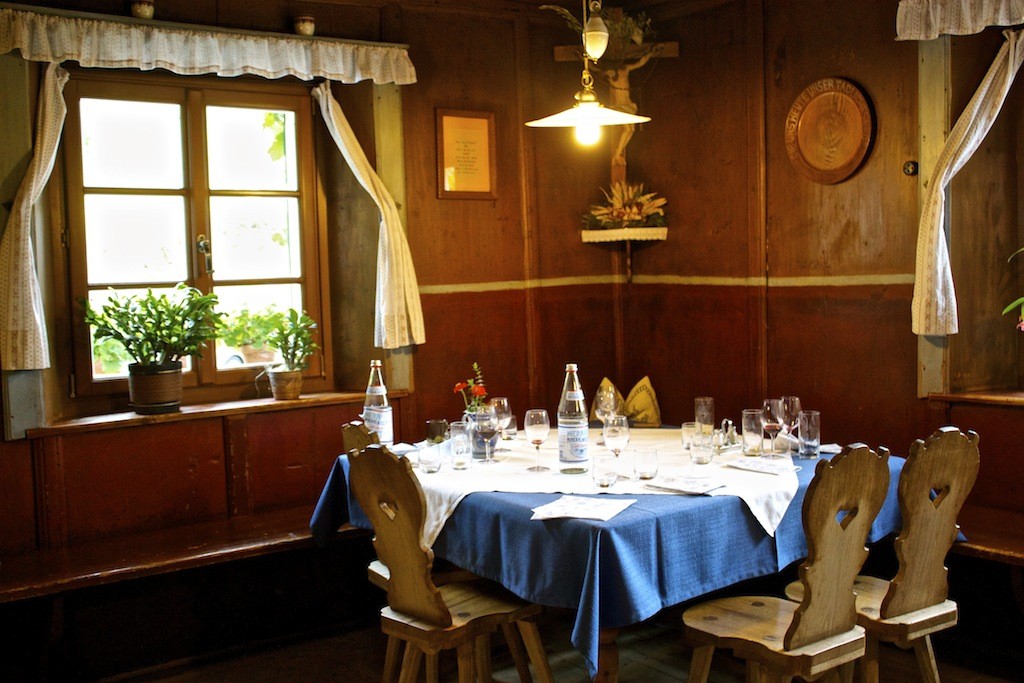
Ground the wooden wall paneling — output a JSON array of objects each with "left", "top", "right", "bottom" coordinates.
[
  {"left": 948, "top": 30, "right": 1020, "bottom": 392},
  {"left": 60, "top": 421, "right": 228, "bottom": 542},
  {"left": 414, "top": 290, "right": 531, "bottom": 424},
  {"left": 0, "top": 439, "right": 37, "bottom": 553},
  {"left": 245, "top": 409, "right": 317, "bottom": 511},
  {"left": 223, "top": 415, "right": 252, "bottom": 516},
  {"left": 765, "top": 0, "right": 919, "bottom": 279},
  {"left": 311, "top": 403, "right": 361, "bottom": 485},
  {"left": 533, "top": 285, "right": 619, "bottom": 416},
  {"left": 624, "top": 284, "right": 753, "bottom": 427},
  {"left": 946, "top": 403, "right": 1024, "bottom": 512},
  {"left": 33, "top": 435, "right": 67, "bottom": 549},
  {"left": 745, "top": 0, "right": 768, "bottom": 402},
  {"left": 767, "top": 285, "right": 929, "bottom": 452}
]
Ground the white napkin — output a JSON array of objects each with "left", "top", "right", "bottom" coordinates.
[
  {"left": 530, "top": 495, "right": 636, "bottom": 521},
  {"left": 644, "top": 476, "right": 725, "bottom": 495},
  {"left": 726, "top": 459, "right": 801, "bottom": 476}
]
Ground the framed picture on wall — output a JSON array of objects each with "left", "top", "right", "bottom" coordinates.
[{"left": 436, "top": 109, "right": 497, "bottom": 199}]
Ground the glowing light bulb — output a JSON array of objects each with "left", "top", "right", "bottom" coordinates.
[{"left": 574, "top": 122, "right": 601, "bottom": 145}]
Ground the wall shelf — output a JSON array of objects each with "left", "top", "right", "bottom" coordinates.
[
  {"left": 580, "top": 227, "right": 668, "bottom": 243},
  {"left": 580, "top": 228, "right": 668, "bottom": 281}
]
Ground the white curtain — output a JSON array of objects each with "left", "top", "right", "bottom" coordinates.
[
  {"left": 0, "top": 4, "right": 419, "bottom": 368},
  {"left": 313, "top": 83, "right": 425, "bottom": 349},
  {"left": 912, "top": 29, "right": 1024, "bottom": 335},
  {"left": 897, "top": 0, "right": 1024, "bottom": 40},
  {"left": 0, "top": 6, "right": 416, "bottom": 84},
  {"left": 0, "top": 63, "right": 68, "bottom": 370}
]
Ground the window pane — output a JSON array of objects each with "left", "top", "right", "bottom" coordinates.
[
  {"left": 206, "top": 106, "right": 298, "bottom": 191},
  {"left": 80, "top": 99, "right": 184, "bottom": 189},
  {"left": 85, "top": 195, "right": 188, "bottom": 285},
  {"left": 209, "top": 197, "right": 302, "bottom": 280},
  {"left": 214, "top": 284, "right": 303, "bottom": 369},
  {"left": 87, "top": 287, "right": 193, "bottom": 379}
]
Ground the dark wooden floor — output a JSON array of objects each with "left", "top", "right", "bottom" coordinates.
[{"left": 107, "top": 604, "right": 1018, "bottom": 683}]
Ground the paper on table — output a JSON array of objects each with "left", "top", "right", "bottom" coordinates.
[
  {"left": 388, "top": 442, "right": 419, "bottom": 456},
  {"left": 531, "top": 495, "right": 636, "bottom": 521},
  {"left": 727, "top": 458, "right": 801, "bottom": 476},
  {"left": 820, "top": 443, "right": 842, "bottom": 454},
  {"left": 644, "top": 476, "right": 725, "bottom": 495}
]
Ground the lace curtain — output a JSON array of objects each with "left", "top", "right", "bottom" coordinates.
[
  {"left": 0, "top": 5, "right": 421, "bottom": 368},
  {"left": 313, "top": 84, "right": 425, "bottom": 348},
  {"left": 0, "top": 63, "right": 67, "bottom": 370},
  {"left": 897, "top": 0, "right": 1024, "bottom": 40}
]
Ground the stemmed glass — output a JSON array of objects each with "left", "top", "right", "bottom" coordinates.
[
  {"left": 762, "top": 398, "right": 785, "bottom": 458},
  {"left": 523, "top": 408, "right": 551, "bottom": 472},
  {"left": 603, "top": 415, "right": 630, "bottom": 458},
  {"left": 781, "top": 396, "right": 802, "bottom": 442},
  {"left": 594, "top": 385, "right": 621, "bottom": 424},
  {"left": 490, "top": 397, "right": 512, "bottom": 452},
  {"left": 470, "top": 405, "right": 500, "bottom": 464}
]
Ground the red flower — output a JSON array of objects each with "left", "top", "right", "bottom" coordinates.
[
  {"left": 453, "top": 381, "right": 469, "bottom": 394},
  {"left": 471, "top": 384, "right": 487, "bottom": 397}
]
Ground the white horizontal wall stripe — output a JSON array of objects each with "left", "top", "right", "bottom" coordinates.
[{"left": 419, "top": 273, "right": 916, "bottom": 295}]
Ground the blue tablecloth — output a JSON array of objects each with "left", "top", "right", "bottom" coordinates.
[{"left": 310, "top": 453, "right": 904, "bottom": 678}]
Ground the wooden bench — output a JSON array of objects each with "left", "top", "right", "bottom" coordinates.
[
  {"left": 0, "top": 505, "right": 367, "bottom": 604},
  {"left": 951, "top": 503, "right": 1024, "bottom": 612},
  {"left": 952, "top": 503, "right": 1024, "bottom": 567}
]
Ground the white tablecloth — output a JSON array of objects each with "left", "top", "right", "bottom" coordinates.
[{"left": 406, "top": 428, "right": 799, "bottom": 545}]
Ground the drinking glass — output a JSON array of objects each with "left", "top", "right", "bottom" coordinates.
[
  {"left": 449, "top": 421, "right": 471, "bottom": 470},
  {"left": 762, "top": 398, "right": 785, "bottom": 458},
  {"left": 680, "top": 421, "right": 698, "bottom": 450},
  {"left": 603, "top": 415, "right": 630, "bottom": 458},
  {"left": 741, "top": 408, "right": 764, "bottom": 456},
  {"left": 695, "top": 396, "right": 715, "bottom": 436},
  {"left": 523, "top": 409, "right": 551, "bottom": 472},
  {"left": 470, "top": 406, "right": 500, "bottom": 464},
  {"left": 592, "top": 451, "right": 618, "bottom": 488},
  {"left": 690, "top": 432, "right": 715, "bottom": 473},
  {"left": 798, "top": 410, "right": 821, "bottom": 459},
  {"left": 633, "top": 448, "right": 659, "bottom": 480},
  {"left": 418, "top": 442, "right": 443, "bottom": 473},
  {"left": 490, "top": 397, "right": 512, "bottom": 452}
]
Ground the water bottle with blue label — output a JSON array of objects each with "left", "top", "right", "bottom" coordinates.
[
  {"left": 557, "top": 363, "right": 589, "bottom": 473},
  {"left": 362, "top": 359, "right": 393, "bottom": 446}
]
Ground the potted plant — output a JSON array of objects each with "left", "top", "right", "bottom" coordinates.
[
  {"left": 218, "top": 307, "right": 285, "bottom": 364},
  {"left": 265, "top": 308, "right": 319, "bottom": 400},
  {"left": 81, "top": 284, "right": 224, "bottom": 414}
]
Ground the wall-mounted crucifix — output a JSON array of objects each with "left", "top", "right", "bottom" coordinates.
[{"left": 553, "top": 9, "right": 678, "bottom": 184}]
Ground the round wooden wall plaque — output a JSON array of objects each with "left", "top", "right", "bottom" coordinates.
[{"left": 784, "top": 78, "right": 873, "bottom": 184}]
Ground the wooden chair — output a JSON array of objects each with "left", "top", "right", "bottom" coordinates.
[
  {"left": 785, "top": 426, "right": 980, "bottom": 683},
  {"left": 342, "top": 422, "right": 522, "bottom": 680},
  {"left": 683, "top": 443, "right": 891, "bottom": 683},
  {"left": 350, "top": 443, "right": 554, "bottom": 683}
]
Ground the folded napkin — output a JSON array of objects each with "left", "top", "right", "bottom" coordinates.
[
  {"left": 588, "top": 376, "right": 662, "bottom": 427},
  {"left": 530, "top": 495, "right": 637, "bottom": 521},
  {"left": 644, "top": 476, "right": 725, "bottom": 495},
  {"left": 726, "top": 458, "right": 801, "bottom": 476}
]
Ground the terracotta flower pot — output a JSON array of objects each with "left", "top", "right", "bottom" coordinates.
[{"left": 269, "top": 369, "right": 303, "bottom": 400}]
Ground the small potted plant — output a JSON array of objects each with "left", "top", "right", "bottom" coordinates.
[
  {"left": 265, "top": 308, "right": 319, "bottom": 400},
  {"left": 218, "top": 307, "right": 285, "bottom": 364},
  {"left": 81, "top": 284, "right": 224, "bottom": 414}
]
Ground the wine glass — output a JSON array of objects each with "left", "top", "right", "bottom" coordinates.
[
  {"left": 594, "top": 385, "right": 621, "bottom": 426},
  {"left": 781, "top": 395, "right": 802, "bottom": 441},
  {"left": 489, "top": 397, "right": 512, "bottom": 452},
  {"left": 762, "top": 398, "right": 785, "bottom": 458},
  {"left": 523, "top": 408, "right": 551, "bottom": 472},
  {"left": 470, "top": 405, "right": 500, "bottom": 464},
  {"left": 603, "top": 414, "right": 630, "bottom": 458}
]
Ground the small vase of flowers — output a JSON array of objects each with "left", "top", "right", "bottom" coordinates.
[{"left": 454, "top": 362, "right": 493, "bottom": 457}]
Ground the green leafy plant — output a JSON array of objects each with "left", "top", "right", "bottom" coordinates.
[
  {"left": 219, "top": 307, "right": 286, "bottom": 350},
  {"left": 82, "top": 284, "right": 224, "bottom": 366},
  {"left": 267, "top": 309, "right": 318, "bottom": 371}
]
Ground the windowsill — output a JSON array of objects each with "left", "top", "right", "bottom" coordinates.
[
  {"left": 929, "top": 390, "right": 1024, "bottom": 407},
  {"left": 26, "top": 390, "right": 407, "bottom": 438}
]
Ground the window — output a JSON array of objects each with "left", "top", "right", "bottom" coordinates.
[{"left": 62, "top": 70, "right": 328, "bottom": 400}]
